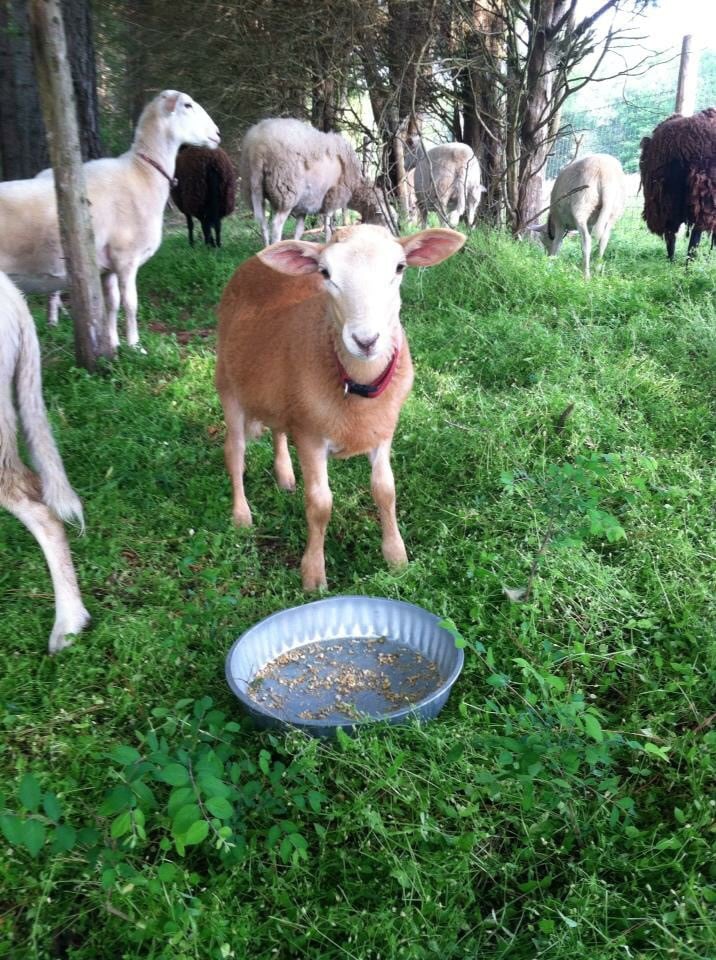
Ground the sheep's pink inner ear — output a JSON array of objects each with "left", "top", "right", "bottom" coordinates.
[
  {"left": 161, "top": 91, "right": 180, "bottom": 114},
  {"left": 400, "top": 228, "right": 466, "bottom": 267},
  {"left": 257, "top": 241, "right": 324, "bottom": 276}
]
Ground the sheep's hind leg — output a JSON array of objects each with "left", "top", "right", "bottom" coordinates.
[
  {"left": 295, "top": 437, "right": 331, "bottom": 591},
  {"left": 270, "top": 209, "right": 292, "bottom": 244},
  {"left": 185, "top": 215, "right": 195, "bottom": 246},
  {"left": 220, "top": 390, "right": 252, "bottom": 527},
  {"left": 273, "top": 431, "right": 295, "bottom": 491},
  {"left": 686, "top": 228, "right": 702, "bottom": 261},
  {"left": 102, "top": 272, "right": 121, "bottom": 351},
  {"left": 201, "top": 218, "right": 215, "bottom": 247},
  {"left": 117, "top": 264, "right": 143, "bottom": 349},
  {"left": 665, "top": 231, "right": 677, "bottom": 261},
  {"left": 369, "top": 441, "right": 408, "bottom": 570},
  {"left": 576, "top": 223, "right": 592, "bottom": 279},
  {"left": 3, "top": 484, "right": 90, "bottom": 653}
]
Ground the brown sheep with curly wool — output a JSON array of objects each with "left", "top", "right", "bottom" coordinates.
[
  {"left": 171, "top": 145, "right": 237, "bottom": 247},
  {"left": 639, "top": 108, "right": 716, "bottom": 261}
]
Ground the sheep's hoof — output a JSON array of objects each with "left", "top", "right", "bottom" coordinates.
[
  {"left": 48, "top": 607, "right": 90, "bottom": 654},
  {"left": 301, "top": 558, "right": 327, "bottom": 592},
  {"left": 128, "top": 341, "right": 147, "bottom": 355},
  {"left": 383, "top": 541, "right": 408, "bottom": 569},
  {"left": 232, "top": 505, "right": 253, "bottom": 528},
  {"left": 276, "top": 471, "right": 296, "bottom": 493}
]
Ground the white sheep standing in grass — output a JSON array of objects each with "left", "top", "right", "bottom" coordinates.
[
  {"left": 413, "top": 143, "right": 484, "bottom": 228},
  {"left": 530, "top": 153, "right": 627, "bottom": 278},
  {"left": 241, "top": 118, "right": 387, "bottom": 245},
  {"left": 0, "top": 272, "right": 89, "bottom": 653},
  {"left": 0, "top": 90, "right": 220, "bottom": 349}
]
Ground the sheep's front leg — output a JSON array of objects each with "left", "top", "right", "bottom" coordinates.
[
  {"left": 369, "top": 440, "right": 408, "bottom": 569},
  {"left": 296, "top": 438, "right": 332, "bottom": 591},
  {"left": 687, "top": 228, "right": 702, "bottom": 260},
  {"left": 5, "top": 489, "right": 90, "bottom": 653},
  {"left": 220, "top": 390, "right": 252, "bottom": 527}
]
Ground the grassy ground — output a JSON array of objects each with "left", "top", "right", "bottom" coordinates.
[{"left": 1, "top": 215, "right": 715, "bottom": 960}]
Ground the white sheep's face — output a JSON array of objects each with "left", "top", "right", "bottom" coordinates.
[
  {"left": 159, "top": 90, "right": 220, "bottom": 149},
  {"left": 258, "top": 225, "right": 466, "bottom": 362}
]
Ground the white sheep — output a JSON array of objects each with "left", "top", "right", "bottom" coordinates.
[
  {"left": 215, "top": 224, "right": 465, "bottom": 590},
  {"left": 0, "top": 90, "right": 220, "bottom": 349},
  {"left": 241, "top": 118, "right": 387, "bottom": 245},
  {"left": 530, "top": 153, "right": 627, "bottom": 278},
  {"left": 0, "top": 272, "right": 89, "bottom": 652},
  {"left": 413, "top": 143, "right": 484, "bottom": 228}
]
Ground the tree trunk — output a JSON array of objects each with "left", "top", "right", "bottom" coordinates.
[
  {"left": 29, "top": 0, "right": 113, "bottom": 370},
  {"left": 460, "top": 1, "right": 506, "bottom": 225},
  {"left": 0, "top": 0, "right": 49, "bottom": 178},
  {"left": 63, "top": 0, "right": 103, "bottom": 159},
  {"left": 0, "top": 0, "right": 102, "bottom": 178},
  {"left": 515, "top": 0, "right": 572, "bottom": 232}
]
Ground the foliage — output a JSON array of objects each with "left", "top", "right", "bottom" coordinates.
[{"left": 1, "top": 217, "right": 715, "bottom": 958}]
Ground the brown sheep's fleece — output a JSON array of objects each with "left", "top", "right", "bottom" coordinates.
[
  {"left": 639, "top": 108, "right": 716, "bottom": 237},
  {"left": 171, "top": 146, "right": 237, "bottom": 220}
]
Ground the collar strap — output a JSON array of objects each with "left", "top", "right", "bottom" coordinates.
[
  {"left": 336, "top": 343, "right": 400, "bottom": 399},
  {"left": 138, "top": 152, "right": 178, "bottom": 187}
]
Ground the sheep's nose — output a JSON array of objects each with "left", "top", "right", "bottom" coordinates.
[{"left": 352, "top": 333, "right": 379, "bottom": 354}]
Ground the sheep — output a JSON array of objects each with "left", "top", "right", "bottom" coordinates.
[
  {"left": 0, "top": 272, "right": 89, "bottom": 653},
  {"left": 0, "top": 90, "right": 220, "bottom": 349},
  {"left": 639, "top": 108, "right": 716, "bottom": 261},
  {"left": 170, "top": 144, "right": 237, "bottom": 247},
  {"left": 240, "top": 118, "right": 387, "bottom": 245},
  {"left": 530, "top": 153, "right": 627, "bottom": 279},
  {"left": 215, "top": 224, "right": 465, "bottom": 590},
  {"left": 413, "top": 143, "right": 484, "bottom": 228}
]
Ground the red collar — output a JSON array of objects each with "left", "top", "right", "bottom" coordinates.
[
  {"left": 138, "top": 152, "right": 178, "bottom": 187},
  {"left": 335, "top": 342, "right": 401, "bottom": 398}
]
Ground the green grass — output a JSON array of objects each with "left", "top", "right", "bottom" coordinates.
[{"left": 1, "top": 216, "right": 715, "bottom": 960}]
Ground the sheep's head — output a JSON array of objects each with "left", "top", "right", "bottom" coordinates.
[
  {"left": 257, "top": 225, "right": 465, "bottom": 362},
  {"left": 154, "top": 90, "right": 221, "bottom": 150},
  {"left": 348, "top": 181, "right": 392, "bottom": 231}
]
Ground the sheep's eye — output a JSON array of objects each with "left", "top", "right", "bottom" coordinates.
[
  {"left": 396, "top": 262, "right": 406, "bottom": 274},
  {"left": 319, "top": 267, "right": 331, "bottom": 280},
  {"left": 184, "top": 102, "right": 193, "bottom": 109}
]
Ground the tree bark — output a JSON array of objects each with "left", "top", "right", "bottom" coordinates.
[
  {"left": 63, "top": 0, "right": 103, "bottom": 159},
  {"left": 29, "top": 0, "right": 113, "bottom": 370},
  {"left": 0, "top": 0, "right": 50, "bottom": 178}
]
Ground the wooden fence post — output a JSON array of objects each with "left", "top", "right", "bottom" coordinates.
[
  {"left": 675, "top": 35, "right": 699, "bottom": 117},
  {"left": 28, "top": 0, "right": 114, "bottom": 371}
]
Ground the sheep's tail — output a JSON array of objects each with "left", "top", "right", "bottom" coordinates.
[{"left": 15, "top": 302, "right": 84, "bottom": 529}]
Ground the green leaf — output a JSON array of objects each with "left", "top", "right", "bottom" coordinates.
[
  {"left": 99, "top": 785, "right": 134, "bottom": 816},
  {"left": 19, "top": 774, "right": 41, "bottom": 813},
  {"left": 109, "top": 746, "right": 141, "bottom": 766},
  {"left": 0, "top": 813, "right": 25, "bottom": 846},
  {"left": 198, "top": 774, "right": 231, "bottom": 799},
  {"left": 258, "top": 750, "right": 271, "bottom": 775},
  {"left": 583, "top": 713, "right": 604, "bottom": 743},
  {"left": 110, "top": 811, "right": 132, "bottom": 839},
  {"left": 172, "top": 804, "right": 202, "bottom": 837},
  {"left": 168, "top": 786, "right": 195, "bottom": 818},
  {"left": 307, "top": 790, "right": 323, "bottom": 813},
  {"left": 158, "top": 764, "right": 190, "bottom": 787},
  {"left": 21, "top": 819, "right": 46, "bottom": 857},
  {"left": 158, "top": 862, "right": 177, "bottom": 882},
  {"left": 644, "top": 741, "right": 669, "bottom": 761},
  {"left": 183, "top": 819, "right": 209, "bottom": 846},
  {"left": 50, "top": 824, "right": 77, "bottom": 854},
  {"left": 42, "top": 793, "right": 62, "bottom": 823},
  {"left": 205, "top": 797, "right": 233, "bottom": 820}
]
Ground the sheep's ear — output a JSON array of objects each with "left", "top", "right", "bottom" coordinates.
[
  {"left": 399, "top": 228, "right": 466, "bottom": 267},
  {"left": 160, "top": 91, "right": 181, "bottom": 114},
  {"left": 258, "top": 241, "right": 324, "bottom": 276}
]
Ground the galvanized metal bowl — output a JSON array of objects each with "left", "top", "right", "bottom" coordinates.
[{"left": 225, "top": 596, "right": 464, "bottom": 737}]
